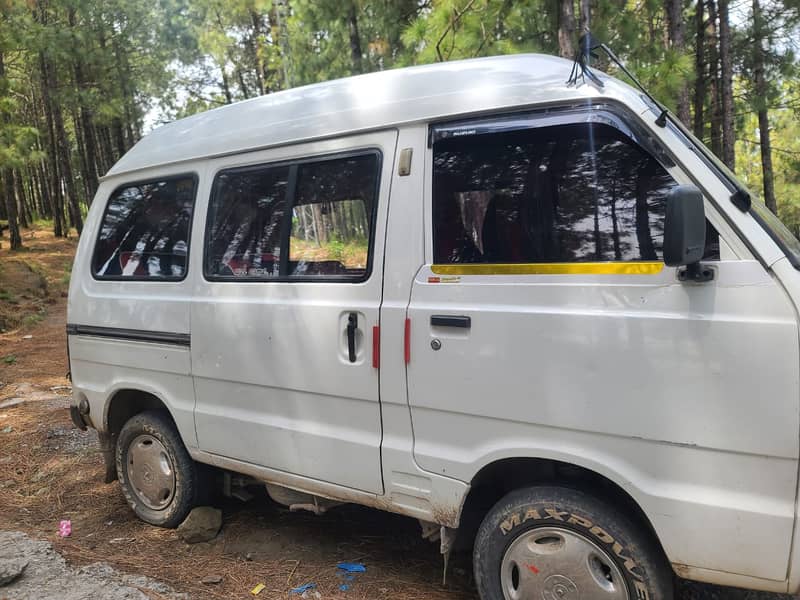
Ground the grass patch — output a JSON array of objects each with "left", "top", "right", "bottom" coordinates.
[
  {"left": 22, "top": 312, "right": 45, "bottom": 327},
  {"left": 3, "top": 354, "right": 17, "bottom": 365},
  {"left": 31, "top": 218, "right": 53, "bottom": 229},
  {"left": 0, "top": 290, "right": 19, "bottom": 304},
  {"left": 290, "top": 237, "right": 368, "bottom": 268}
]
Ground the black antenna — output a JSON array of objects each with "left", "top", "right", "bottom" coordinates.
[
  {"left": 567, "top": 33, "right": 604, "bottom": 88},
  {"left": 567, "top": 33, "right": 669, "bottom": 128}
]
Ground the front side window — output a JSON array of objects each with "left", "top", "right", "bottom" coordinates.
[
  {"left": 92, "top": 176, "right": 196, "bottom": 279},
  {"left": 204, "top": 152, "right": 379, "bottom": 281},
  {"left": 433, "top": 122, "right": 718, "bottom": 264}
]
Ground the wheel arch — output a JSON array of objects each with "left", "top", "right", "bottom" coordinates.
[
  {"left": 457, "top": 456, "right": 669, "bottom": 569},
  {"left": 98, "top": 387, "right": 184, "bottom": 483},
  {"left": 105, "top": 388, "right": 177, "bottom": 439}
]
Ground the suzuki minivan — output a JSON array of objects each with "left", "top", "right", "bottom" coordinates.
[{"left": 68, "top": 52, "right": 800, "bottom": 600}]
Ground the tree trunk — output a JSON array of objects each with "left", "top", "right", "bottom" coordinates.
[
  {"left": 558, "top": 0, "right": 576, "bottom": 58},
  {"left": 44, "top": 46, "right": 83, "bottom": 235},
  {"left": 0, "top": 51, "right": 21, "bottom": 248},
  {"left": 54, "top": 107, "right": 83, "bottom": 235},
  {"left": 718, "top": 0, "right": 735, "bottom": 169},
  {"left": 665, "top": 0, "right": 691, "bottom": 124},
  {"left": 38, "top": 50, "right": 66, "bottom": 238},
  {"left": 579, "top": 0, "right": 590, "bottom": 33},
  {"left": 708, "top": 0, "right": 723, "bottom": 158},
  {"left": 69, "top": 7, "right": 100, "bottom": 199},
  {"left": 112, "top": 118, "right": 126, "bottom": 158},
  {"left": 14, "top": 170, "right": 30, "bottom": 229},
  {"left": 97, "top": 124, "right": 115, "bottom": 173},
  {"left": 2, "top": 169, "right": 22, "bottom": 249},
  {"left": 72, "top": 109, "right": 92, "bottom": 203},
  {"left": 249, "top": 9, "right": 266, "bottom": 95},
  {"left": 220, "top": 68, "right": 234, "bottom": 104},
  {"left": 693, "top": 0, "right": 706, "bottom": 138},
  {"left": 752, "top": 0, "right": 776, "bottom": 213},
  {"left": 36, "top": 162, "right": 52, "bottom": 218},
  {"left": 236, "top": 67, "right": 250, "bottom": 99},
  {"left": 347, "top": 1, "right": 364, "bottom": 74},
  {"left": 25, "top": 168, "right": 39, "bottom": 220},
  {"left": 273, "top": 0, "right": 292, "bottom": 88}
]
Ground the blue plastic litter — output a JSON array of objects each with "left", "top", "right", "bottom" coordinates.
[
  {"left": 336, "top": 563, "right": 366, "bottom": 573},
  {"left": 339, "top": 584, "right": 350, "bottom": 591},
  {"left": 290, "top": 583, "right": 316, "bottom": 594}
]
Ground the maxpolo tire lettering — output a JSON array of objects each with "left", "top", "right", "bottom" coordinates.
[
  {"left": 500, "top": 506, "right": 644, "bottom": 584},
  {"left": 473, "top": 485, "right": 673, "bottom": 600}
]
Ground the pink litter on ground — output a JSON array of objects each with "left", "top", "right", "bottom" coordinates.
[{"left": 58, "top": 520, "right": 71, "bottom": 537}]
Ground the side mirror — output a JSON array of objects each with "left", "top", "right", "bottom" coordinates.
[
  {"left": 664, "top": 185, "right": 706, "bottom": 267},
  {"left": 663, "top": 184, "right": 713, "bottom": 282}
]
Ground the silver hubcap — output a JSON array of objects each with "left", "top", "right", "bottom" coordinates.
[
  {"left": 126, "top": 434, "right": 175, "bottom": 510},
  {"left": 500, "top": 526, "right": 628, "bottom": 600}
]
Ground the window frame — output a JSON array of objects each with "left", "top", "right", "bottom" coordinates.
[
  {"left": 202, "top": 148, "right": 383, "bottom": 284},
  {"left": 91, "top": 172, "right": 199, "bottom": 282},
  {"left": 428, "top": 103, "right": 708, "bottom": 270},
  {"left": 428, "top": 100, "right": 753, "bottom": 272}
]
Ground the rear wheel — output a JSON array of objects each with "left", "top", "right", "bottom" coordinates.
[
  {"left": 116, "top": 411, "right": 199, "bottom": 527},
  {"left": 473, "top": 485, "right": 673, "bottom": 600}
]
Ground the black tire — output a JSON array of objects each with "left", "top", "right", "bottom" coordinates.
[
  {"left": 115, "top": 410, "right": 199, "bottom": 528},
  {"left": 473, "top": 485, "right": 673, "bottom": 600}
]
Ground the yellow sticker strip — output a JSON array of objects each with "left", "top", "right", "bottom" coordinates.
[{"left": 430, "top": 262, "right": 664, "bottom": 276}]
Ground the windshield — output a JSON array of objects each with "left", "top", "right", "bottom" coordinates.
[{"left": 663, "top": 109, "right": 800, "bottom": 269}]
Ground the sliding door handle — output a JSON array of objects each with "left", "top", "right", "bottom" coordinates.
[
  {"left": 347, "top": 312, "right": 358, "bottom": 362},
  {"left": 431, "top": 315, "right": 471, "bottom": 329}
]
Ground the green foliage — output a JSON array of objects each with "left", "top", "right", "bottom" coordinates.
[
  {"left": 736, "top": 83, "right": 800, "bottom": 235},
  {"left": 328, "top": 238, "right": 346, "bottom": 262},
  {"left": 1, "top": 0, "right": 799, "bottom": 242},
  {"left": 22, "top": 311, "right": 45, "bottom": 327},
  {"left": 2, "top": 354, "right": 16, "bottom": 365}
]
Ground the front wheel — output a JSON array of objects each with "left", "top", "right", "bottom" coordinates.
[
  {"left": 115, "top": 410, "right": 199, "bottom": 527},
  {"left": 473, "top": 485, "right": 673, "bottom": 600}
]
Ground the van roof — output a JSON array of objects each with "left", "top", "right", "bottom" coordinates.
[{"left": 107, "top": 53, "right": 634, "bottom": 179}]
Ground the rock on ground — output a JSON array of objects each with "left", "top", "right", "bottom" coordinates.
[
  {"left": 0, "top": 557, "right": 27, "bottom": 585},
  {"left": 0, "top": 531, "right": 187, "bottom": 600},
  {"left": 177, "top": 506, "right": 222, "bottom": 544}
]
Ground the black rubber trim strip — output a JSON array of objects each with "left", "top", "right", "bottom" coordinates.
[
  {"left": 431, "top": 315, "right": 471, "bottom": 329},
  {"left": 65, "top": 324, "right": 190, "bottom": 347}
]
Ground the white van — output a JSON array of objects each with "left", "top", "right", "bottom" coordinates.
[{"left": 67, "top": 53, "right": 800, "bottom": 600}]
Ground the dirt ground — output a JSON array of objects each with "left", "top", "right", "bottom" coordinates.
[{"left": 0, "top": 227, "right": 795, "bottom": 599}]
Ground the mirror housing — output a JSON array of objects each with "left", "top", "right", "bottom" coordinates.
[{"left": 663, "top": 185, "right": 706, "bottom": 267}]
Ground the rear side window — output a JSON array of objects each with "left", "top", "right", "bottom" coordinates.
[
  {"left": 288, "top": 154, "right": 377, "bottom": 278},
  {"left": 205, "top": 165, "right": 290, "bottom": 278},
  {"left": 433, "top": 122, "right": 719, "bottom": 264},
  {"left": 205, "top": 152, "right": 380, "bottom": 281},
  {"left": 92, "top": 175, "right": 196, "bottom": 279}
]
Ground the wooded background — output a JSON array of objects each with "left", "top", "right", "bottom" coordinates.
[{"left": 0, "top": 0, "right": 798, "bottom": 250}]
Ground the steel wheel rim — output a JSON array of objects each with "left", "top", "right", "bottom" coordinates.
[
  {"left": 125, "top": 434, "right": 176, "bottom": 511},
  {"left": 500, "top": 525, "right": 629, "bottom": 600}
]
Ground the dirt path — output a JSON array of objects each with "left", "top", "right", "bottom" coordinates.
[{"left": 0, "top": 228, "right": 796, "bottom": 599}]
